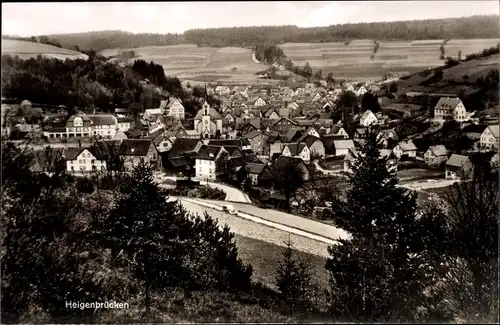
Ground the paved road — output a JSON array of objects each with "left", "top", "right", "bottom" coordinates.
[
  {"left": 398, "top": 179, "right": 458, "bottom": 192},
  {"left": 159, "top": 174, "right": 252, "bottom": 203},
  {"left": 188, "top": 198, "right": 350, "bottom": 243},
  {"left": 313, "top": 160, "right": 346, "bottom": 177},
  {"left": 176, "top": 197, "right": 343, "bottom": 257},
  {"left": 198, "top": 180, "right": 252, "bottom": 203}
]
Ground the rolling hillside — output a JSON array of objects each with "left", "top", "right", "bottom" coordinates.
[
  {"left": 1, "top": 39, "right": 88, "bottom": 60},
  {"left": 101, "top": 44, "right": 268, "bottom": 84}
]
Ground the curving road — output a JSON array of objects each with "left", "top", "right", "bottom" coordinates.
[
  {"left": 199, "top": 180, "right": 252, "bottom": 203},
  {"left": 313, "top": 160, "right": 346, "bottom": 177}
]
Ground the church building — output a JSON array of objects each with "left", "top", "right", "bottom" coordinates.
[{"left": 193, "top": 101, "right": 224, "bottom": 139}]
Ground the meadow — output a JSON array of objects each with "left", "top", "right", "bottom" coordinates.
[
  {"left": 1, "top": 39, "right": 88, "bottom": 60},
  {"left": 101, "top": 44, "right": 265, "bottom": 84},
  {"left": 280, "top": 38, "right": 499, "bottom": 81}
]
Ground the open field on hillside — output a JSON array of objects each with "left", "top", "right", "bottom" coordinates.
[
  {"left": 234, "top": 235, "right": 329, "bottom": 289},
  {"left": 1, "top": 39, "right": 88, "bottom": 60},
  {"left": 280, "top": 39, "right": 499, "bottom": 80},
  {"left": 99, "top": 39, "right": 498, "bottom": 83},
  {"left": 101, "top": 44, "right": 266, "bottom": 84}
]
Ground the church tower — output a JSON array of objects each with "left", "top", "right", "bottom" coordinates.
[{"left": 201, "top": 100, "right": 211, "bottom": 138}]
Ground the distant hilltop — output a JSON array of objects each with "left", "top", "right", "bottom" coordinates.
[{"left": 4, "top": 15, "right": 498, "bottom": 52}]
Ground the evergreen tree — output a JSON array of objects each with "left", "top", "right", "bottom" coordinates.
[
  {"left": 325, "top": 129, "right": 442, "bottom": 322},
  {"left": 100, "top": 161, "right": 190, "bottom": 312},
  {"left": 276, "top": 237, "right": 314, "bottom": 314}
]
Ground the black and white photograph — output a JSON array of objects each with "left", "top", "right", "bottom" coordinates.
[{"left": 1, "top": 1, "right": 499, "bottom": 323}]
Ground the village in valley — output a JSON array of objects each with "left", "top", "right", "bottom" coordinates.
[
  {"left": 1, "top": 2, "right": 499, "bottom": 323},
  {"left": 2, "top": 74, "right": 498, "bottom": 213}
]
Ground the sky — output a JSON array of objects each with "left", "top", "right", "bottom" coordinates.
[{"left": 2, "top": 1, "right": 499, "bottom": 37}]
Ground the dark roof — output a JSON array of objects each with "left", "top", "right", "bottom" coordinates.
[
  {"left": 322, "top": 135, "right": 345, "bottom": 150},
  {"left": 267, "top": 134, "right": 288, "bottom": 144},
  {"left": 196, "top": 145, "right": 222, "bottom": 160},
  {"left": 208, "top": 139, "right": 242, "bottom": 147},
  {"left": 300, "top": 134, "right": 322, "bottom": 148},
  {"left": 168, "top": 156, "right": 192, "bottom": 167},
  {"left": 245, "top": 162, "right": 267, "bottom": 175},
  {"left": 286, "top": 129, "right": 301, "bottom": 142},
  {"left": 428, "top": 145, "right": 448, "bottom": 157},
  {"left": 284, "top": 143, "right": 307, "bottom": 156},
  {"left": 241, "top": 138, "right": 251, "bottom": 146},
  {"left": 222, "top": 145, "right": 242, "bottom": 157},
  {"left": 273, "top": 156, "right": 306, "bottom": 170},
  {"left": 119, "top": 139, "right": 153, "bottom": 156},
  {"left": 434, "top": 97, "right": 461, "bottom": 110},
  {"left": 169, "top": 138, "right": 201, "bottom": 158},
  {"left": 446, "top": 154, "right": 471, "bottom": 168},
  {"left": 244, "top": 129, "right": 262, "bottom": 139},
  {"left": 66, "top": 146, "right": 108, "bottom": 161}
]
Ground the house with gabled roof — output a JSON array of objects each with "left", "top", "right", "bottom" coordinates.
[
  {"left": 424, "top": 145, "right": 449, "bottom": 167},
  {"left": 480, "top": 125, "right": 499, "bottom": 152},
  {"left": 264, "top": 108, "right": 280, "bottom": 120},
  {"left": 166, "top": 98, "right": 185, "bottom": 120},
  {"left": 254, "top": 96, "right": 267, "bottom": 107},
  {"left": 282, "top": 143, "right": 310, "bottom": 162},
  {"left": 244, "top": 162, "right": 269, "bottom": 186},
  {"left": 118, "top": 139, "right": 161, "bottom": 171},
  {"left": 195, "top": 145, "right": 227, "bottom": 180},
  {"left": 272, "top": 117, "right": 300, "bottom": 134},
  {"left": 359, "top": 110, "right": 378, "bottom": 127},
  {"left": 300, "top": 134, "right": 325, "bottom": 159},
  {"left": 445, "top": 154, "right": 472, "bottom": 180},
  {"left": 434, "top": 97, "right": 468, "bottom": 123},
  {"left": 329, "top": 125, "right": 349, "bottom": 139},
  {"left": 66, "top": 147, "right": 108, "bottom": 174},
  {"left": 244, "top": 129, "right": 268, "bottom": 155},
  {"left": 393, "top": 140, "right": 417, "bottom": 159}
]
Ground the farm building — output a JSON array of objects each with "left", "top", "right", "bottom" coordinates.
[
  {"left": 445, "top": 154, "right": 472, "bottom": 180},
  {"left": 424, "top": 145, "right": 449, "bottom": 167}
]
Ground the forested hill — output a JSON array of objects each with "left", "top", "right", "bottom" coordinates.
[{"left": 41, "top": 15, "right": 498, "bottom": 51}]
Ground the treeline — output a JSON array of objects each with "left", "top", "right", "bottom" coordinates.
[
  {"left": 37, "top": 15, "right": 498, "bottom": 51},
  {"left": 0, "top": 144, "right": 258, "bottom": 322},
  {"left": 49, "top": 30, "right": 185, "bottom": 52},
  {"left": 181, "top": 15, "right": 499, "bottom": 46},
  {"left": 0, "top": 54, "right": 214, "bottom": 118}
]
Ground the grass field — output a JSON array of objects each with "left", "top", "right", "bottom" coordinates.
[
  {"left": 234, "top": 235, "right": 329, "bottom": 290},
  {"left": 101, "top": 44, "right": 266, "bottom": 84},
  {"left": 279, "top": 39, "right": 499, "bottom": 81},
  {"left": 1, "top": 39, "right": 88, "bottom": 60}
]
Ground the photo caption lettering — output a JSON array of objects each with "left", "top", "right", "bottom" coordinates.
[{"left": 65, "top": 301, "right": 130, "bottom": 310}]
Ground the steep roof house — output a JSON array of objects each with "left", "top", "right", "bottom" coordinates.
[
  {"left": 445, "top": 154, "right": 473, "bottom": 180},
  {"left": 424, "top": 145, "right": 449, "bottom": 167}
]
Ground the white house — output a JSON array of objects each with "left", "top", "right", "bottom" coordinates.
[
  {"left": 480, "top": 125, "right": 499, "bottom": 151},
  {"left": 355, "top": 86, "right": 368, "bottom": 97},
  {"left": 195, "top": 145, "right": 226, "bottom": 180},
  {"left": 66, "top": 147, "right": 107, "bottom": 174},
  {"left": 166, "top": 98, "right": 185, "bottom": 120},
  {"left": 117, "top": 116, "right": 132, "bottom": 132},
  {"left": 359, "top": 110, "right": 378, "bottom": 127},
  {"left": 254, "top": 96, "right": 267, "bottom": 107},
  {"left": 393, "top": 140, "right": 417, "bottom": 159},
  {"left": 282, "top": 143, "right": 311, "bottom": 163},
  {"left": 434, "top": 97, "right": 468, "bottom": 123}
]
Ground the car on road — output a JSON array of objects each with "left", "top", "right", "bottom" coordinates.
[{"left": 222, "top": 204, "right": 237, "bottom": 215}]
